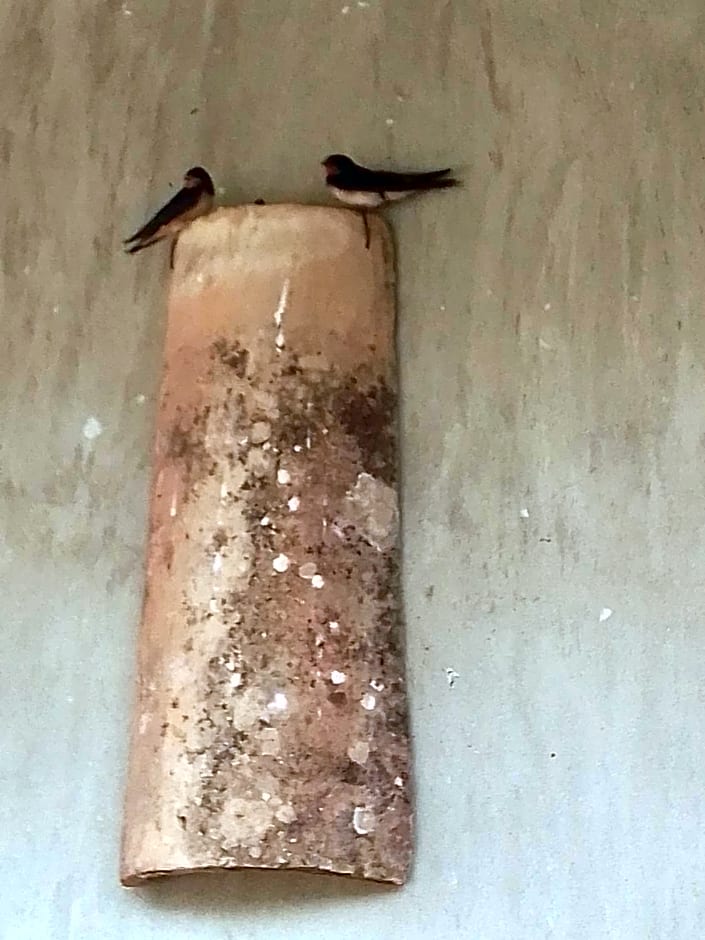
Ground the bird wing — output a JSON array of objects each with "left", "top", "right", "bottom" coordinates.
[
  {"left": 123, "top": 186, "right": 199, "bottom": 244},
  {"left": 332, "top": 165, "right": 452, "bottom": 193},
  {"left": 368, "top": 167, "right": 453, "bottom": 191}
]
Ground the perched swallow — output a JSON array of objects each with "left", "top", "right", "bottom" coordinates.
[
  {"left": 322, "top": 154, "right": 458, "bottom": 246},
  {"left": 123, "top": 166, "right": 215, "bottom": 261},
  {"left": 322, "top": 153, "right": 459, "bottom": 207}
]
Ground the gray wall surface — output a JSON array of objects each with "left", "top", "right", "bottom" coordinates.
[{"left": 2, "top": 2, "right": 705, "bottom": 937}]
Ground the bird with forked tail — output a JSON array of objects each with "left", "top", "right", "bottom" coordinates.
[
  {"left": 321, "top": 153, "right": 460, "bottom": 246},
  {"left": 123, "top": 166, "right": 215, "bottom": 266}
]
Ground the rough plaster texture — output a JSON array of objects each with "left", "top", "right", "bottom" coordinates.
[
  {"left": 122, "top": 207, "right": 410, "bottom": 886},
  {"left": 3, "top": 1, "right": 705, "bottom": 938}
]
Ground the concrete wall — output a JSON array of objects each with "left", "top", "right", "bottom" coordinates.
[{"left": 3, "top": 2, "right": 705, "bottom": 937}]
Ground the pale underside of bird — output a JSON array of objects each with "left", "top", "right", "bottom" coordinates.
[{"left": 327, "top": 184, "right": 423, "bottom": 208}]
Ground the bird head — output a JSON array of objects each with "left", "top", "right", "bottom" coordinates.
[
  {"left": 321, "top": 154, "right": 354, "bottom": 178},
  {"left": 183, "top": 166, "right": 215, "bottom": 195}
]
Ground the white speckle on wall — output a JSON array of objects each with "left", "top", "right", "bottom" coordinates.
[
  {"left": 352, "top": 806, "right": 375, "bottom": 835},
  {"left": 298, "top": 562, "right": 317, "bottom": 579},
  {"left": 82, "top": 416, "right": 103, "bottom": 440},
  {"left": 260, "top": 515, "right": 271, "bottom": 526},
  {"left": 345, "top": 472, "right": 399, "bottom": 551},
  {"left": 330, "top": 670, "right": 347, "bottom": 685},
  {"left": 361, "top": 693, "right": 376, "bottom": 711},
  {"left": 331, "top": 523, "right": 345, "bottom": 540},
  {"left": 212, "top": 552, "right": 222, "bottom": 574},
  {"left": 267, "top": 692, "right": 288, "bottom": 713},
  {"left": 347, "top": 741, "right": 370, "bottom": 765},
  {"left": 329, "top": 621, "right": 340, "bottom": 633},
  {"left": 273, "top": 278, "right": 290, "bottom": 350},
  {"left": 520, "top": 507, "right": 530, "bottom": 518},
  {"left": 599, "top": 607, "right": 614, "bottom": 622},
  {"left": 445, "top": 667, "right": 459, "bottom": 689},
  {"left": 287, "top": 495, "right": 300, "bottom": 512},
  {"left": 311, "top": 574, "right": 325, "bottom": 589},
  {"left": 272, "top": 553, "right": 289, "bottom": 573},
  {"left": 277, "top": 468, "right": 291, "bottom": 485}
]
